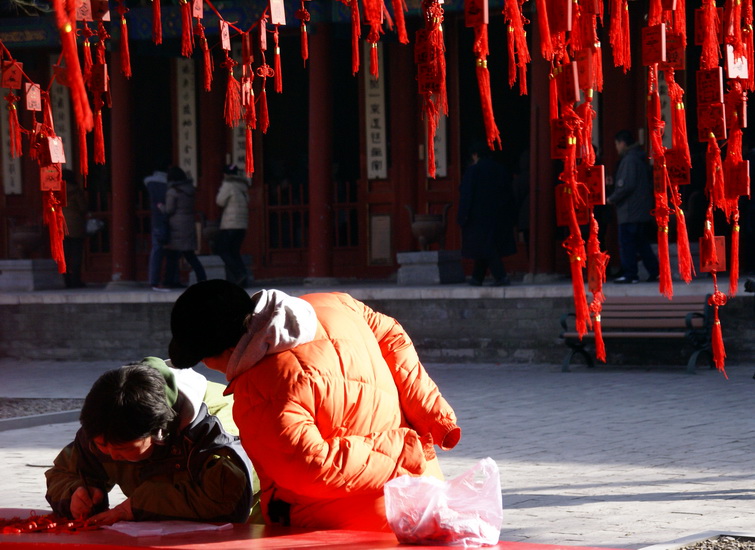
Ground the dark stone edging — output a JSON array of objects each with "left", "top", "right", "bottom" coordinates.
[{"left": 0, "top": 410, "right": 78, "bottom": 432}]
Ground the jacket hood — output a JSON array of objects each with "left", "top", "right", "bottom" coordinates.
[
  {"left": 139, "top": 357, "right": 208, "bottom": 430},
  {"left": 169, "top": 179, "right": 196, "bottom": 193},
  {"left": 225, "top": 289, "right": 318, "bottom": 383}
]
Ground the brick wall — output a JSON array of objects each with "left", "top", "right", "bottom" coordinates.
[{"left": 2, "top": 294, "right": 753, "bottom": 368}]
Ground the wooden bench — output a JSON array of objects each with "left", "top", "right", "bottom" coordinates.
[{"left": 559, "top": 294, "right": 714, "bottom": 373}]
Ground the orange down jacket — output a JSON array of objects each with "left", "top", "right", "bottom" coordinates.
[{"left": 225, "top": 291, "right": 461, "bottom": 531}]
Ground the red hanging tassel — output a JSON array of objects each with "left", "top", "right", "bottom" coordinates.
[
  {"left": 549, "top": 71, "right": 559, "bottom": 120},
  {"left": 708, "top": 286, "right": 728, "bottom": 376},
  {"left": 5, "top": 93, "right": 23, "bottom": 158},
  {"left": 152, "top": 0, "right": 162, "bottom": 45},
  {"left": 672, "top": 197, "right": 695, "bottom": 283},
  {"left": 77, "top": 125, "right": 89, "bottom": 176},
  {"left": 81, "top": 25, "right": 93, "bottom": 86},
  {"left": 369, "top": 36, "right": 380, "bottom": 79},
  {"left": 535, "top": 0, "right": 553, "bottom": 60},
  {"left": 222, "top": 55, "right": 242, "bottom": 128},
  {"left": 666, "top": 68, "right": 691, "bottom": 167},
  {"left": 116, "top": 0, "right": 131, "bottom": 79},
  {"left": 51, "top": 0, "right": 93, "bottom": 132},
  {"left": 93, "top": 105, "right": 105, "bottom": 165},
  {"left": 745, "top": 0, "right": 755, "bottom": 91},
  {"left": 391, "top": 0, "right": 409, "bottom": 44},
  {"left": 593, "top": 311, "right": 606, "bottom": 362},
  {"left": 296, "top": 1, "right": 311, "bottom": 65},
  {"left": 350, "top": 0, "right": 361, "bottom": 75},
  {"left": 273, "top": 27, "right": 283, "bottom": 93},
  {"left": 609, "top": 0, "right": 631, "bottom": 72},
  {"left": 244, "top": 107, "right": 255, "bottom": 176},
  {"left": 472, "top": 24, "right": 501, "bottom": 150},
  {"left": 416, "top": 0, "right": 447, "bottom": 178},
  {"left": 503, "top": 0, "right": 530, "bottom": 95},
  {"left": 701, "top": 0, "right": 721, "bottom": 69},
  {"left": 180, "top": 0, "right": 194, "bottom": 57},
  {"left": 43, "top": 190, "right": 67, "bottom": 273},
  {"left": 653, "top": 167, "right": 673, "bottom": 298},
  {"left": 706, "top": 134, "right": 726, "bottom": 211},
  {"left": 257, "top": 86, "right": 269, "bottom": 134},
  {"left": 587, "top": 216, "right": 609, "bottom": 362},
  {"left": 730, "top": 218, "right": 740, "bottom": 296},
  {"left": 576, "top": 100, "right": 595, "bottom": 165},
  {"left": 197, "top": 24, "right": 213, "bottom": 92},
  {"left": 725, "top": 0, "right": 745, "bottom": 58},
  {"left": 593, "top": 42, "right": 604, "bottom": 92},
  {"left": 675, "top": 0, "right": 687, "bottom": 48}
]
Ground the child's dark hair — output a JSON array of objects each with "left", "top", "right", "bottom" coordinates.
[{"left": 80, "top": 364, "right": 176, "bottom": 444}]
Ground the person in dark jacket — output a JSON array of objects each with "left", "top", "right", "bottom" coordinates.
[
  {"left": 45, "top": 357, "right": 257, "bottom": 525},
  {"left": 162, "top": 166, "right": 207, "bottom": 287},
  {"left": 144, "top": 168, "right": 172, "bottom": 291},
  {"left": 61, "top": 169, "right": 88, "bottom": 288},
  {"left": 606, "top": 130, "right": 659, "bottom": 284},
  {"left": 457, "top": 142, "right": 517, "bottom": 286}
]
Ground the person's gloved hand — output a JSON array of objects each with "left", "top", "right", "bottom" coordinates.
[{"left": 70, "top": 486, "right": 105, "bottom": 520}]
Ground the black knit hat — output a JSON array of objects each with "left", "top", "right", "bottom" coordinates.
[{"left": 169, "top": 280, "right": 254, "bottom": 368}]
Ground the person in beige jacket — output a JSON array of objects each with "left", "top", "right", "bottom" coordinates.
[{"left": 215, "top": 164, "right": 251, "bottom": 287}]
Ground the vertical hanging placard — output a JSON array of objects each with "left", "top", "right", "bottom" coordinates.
[
  {"left": 50, "top": 54, "right": 73, "bottom": 169},
  {"left": 175, "top": 58, "right": 198, "bottom": 182},
  {"left": 431, "top": 113, "right": 448, "bottom": 177},
  {"left": 0, "top": 110, "right": 22, "bottom": 194},
  {"left": 364, "top": 42, "right": 387, "bottom": 180}
]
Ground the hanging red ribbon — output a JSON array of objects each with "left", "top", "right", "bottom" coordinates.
[
  {"left": 295, "top": 0, "right": 310, "bottom": 65},
  {"left": 222, "top": 54, "right": 242, "bottom": 128},
  {"left": 180, "top": 0, "right": 194, "bottom": 57},
  {"left": 503, "top": 0, "right": 530, "bottom": 95},
  {"left": 51, "top": 0, "right": 93, "bottom": 133},
  {"left": 587, "top": 216, "right": 609, "bottom": 362},
  {"left": 43, "top": 190, "right": 67, "bottom": 274},
  {"left": 416, "top": 0, "right": 447, "bottom": 178},
  {"left": 116, "top": 0, "right": 131, "bottom": 78},
  {"left": 609, "top": 0, "right": 631, "bottom": 71},
  {"left": 152, "top": 0, "right": 162, "bottom": 44},
  {"left": 5, "top": 92, "right": 22, "bottom": 158},
  {"left": 273, "top": 26, "right": 283, "bottom": 93}
]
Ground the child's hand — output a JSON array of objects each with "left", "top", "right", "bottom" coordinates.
[
  {"left": 89, "top": 499, "right": 133, "bottom": 525},
  {"left": 70, "top": 486, "right": 105, "bottom": 520}
]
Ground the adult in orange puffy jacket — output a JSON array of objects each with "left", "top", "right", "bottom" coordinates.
[{"left": 168, "top": 280, "right": 461, "bottom": 531}]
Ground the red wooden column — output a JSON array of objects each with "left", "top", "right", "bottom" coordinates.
[
  {"left": 109, "top": 49, "right": 136, "bottom": 284},
  {"left": 528, "top": 32, "right": 557, "bottom": 274},
  {"left": 307, "top": 23, "right": 334, "bottom": 278}
]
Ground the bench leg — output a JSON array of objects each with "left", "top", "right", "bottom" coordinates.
[
  {"left": 686, "top": 349, "right": 712, "bottom": 374},
  {"left": 562, "top": 345, "right": 595, "bottom": 372}
]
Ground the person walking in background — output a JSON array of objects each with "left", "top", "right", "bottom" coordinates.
[
  {"left": 215, "top": 164, "right": 252, "bottom": 287},
  {"left": 457, "top": 141, "right": 517, "bottom": 286},
  {"left": 163, "top": 166, "right": 207, "bottom": 287},
  {"left": 606, "top": 129, "right": 659, "bottom": 284},
  {"left": 144, "top": 168, "right": 172, "bottom": 291},
  {"left": 61, "top": 169, "right": 88, "bottom": 288}
]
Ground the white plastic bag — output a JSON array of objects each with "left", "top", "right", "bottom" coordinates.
[{"left": 384, "top": 457, "right": 503, "bottom": 547}]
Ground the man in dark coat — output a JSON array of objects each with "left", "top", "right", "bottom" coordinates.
[
  {"left": 606, "top": 129, "right": 659, "bottom": 284},
  {"left": 457, "top": 142, "right": 517, "bottom": 286}
]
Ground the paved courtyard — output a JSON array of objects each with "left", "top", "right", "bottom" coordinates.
[{"left": 0, "top": 358, "right": 753, "bottom": 549}]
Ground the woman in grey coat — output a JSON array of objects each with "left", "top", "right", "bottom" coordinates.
[{"left": 163, "top": 166, "right": 207, "bottom": 286}]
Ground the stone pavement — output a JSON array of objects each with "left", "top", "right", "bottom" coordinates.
[{"left": 1, "top": 358, "right": 754, "bottom": 549}]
